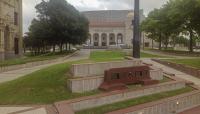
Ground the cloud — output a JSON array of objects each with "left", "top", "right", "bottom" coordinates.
[{"left": 22, "top": 0, "right": 168, "bottom": 34}]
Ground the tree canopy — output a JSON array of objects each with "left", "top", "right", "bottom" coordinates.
[
  {"left": 141, "top": 0, "right": 200, "bottom": 52},
  {"left": 24, "top": 0, "right": 89, "bottom": 54}
]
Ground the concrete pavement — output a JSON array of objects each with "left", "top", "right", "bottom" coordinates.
[
  {"left": 142, "top": 58, "right": 200, "bottom": 86},
  {"left": 0, "top": 49, "right": 90, "bottom": 84}
]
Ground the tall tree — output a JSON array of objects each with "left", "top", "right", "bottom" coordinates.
[{"left": 25, "top": 0, "right": 89, "bottom": 53}]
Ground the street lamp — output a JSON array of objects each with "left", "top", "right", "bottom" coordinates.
[{"left": 133, "top": 0, "right": 140, "bottom": 58}]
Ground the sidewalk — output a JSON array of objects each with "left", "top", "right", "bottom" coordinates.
[
  {"left": 141, "top": 50, "right": 200, "bottom": 59},
  {"left": 142, "top": 58, "right": 200, "bottom": 86},
  {"left": 0, "top": 49, "right": 90, "bottom": 84},
  {"left": 0, "top": 106, "right": 50, "bottom": 114}
]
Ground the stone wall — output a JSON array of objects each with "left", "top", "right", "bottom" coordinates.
[
  {"left": 150, "top": 67, "right": 163, "bottom": 80},
  {"left": 107, "top": 88, "right": 200, "bottom": 114},
  {"left": 68, "top": 76, "right": 104, "bottom": 93},
  {"left": 70, "top": 60, "right": 142, "bottom": 78},
  {"left": 68, "top": 68, "right": 163, "bottom": 93},
  {"left": 152, "top": 59, "right": 200, "bottom": 78},
  {"left": 66, "top": 81, "right": 185, "bottom": 111}
]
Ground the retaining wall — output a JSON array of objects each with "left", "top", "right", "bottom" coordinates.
[
  {"left": 61, "top": 81, "right": 185, "bottom": 111},
  {"left": 70, "top": 60, "right": 142, "bottom": 78},
  {"left": 107, "top": 88, "right": 200, "bottom": 114},
  {"left": 68, "top": 68, "right": 163, "bottom": 93}
]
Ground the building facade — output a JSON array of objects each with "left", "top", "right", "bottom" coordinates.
[
  {"left": 0, "top": 0, "right": 23, "bottom": 61},
  {"left": 83, "top": 10, "right": 155, "bottom": 48}
]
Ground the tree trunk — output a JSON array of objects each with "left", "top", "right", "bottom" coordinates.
[
  {"left": 189, "top": 30, "right": 193, "bottom": 52},
  {"left": 53, "top": 45, "right": 56, "bottom": 53},
  {"left": 59, "top": 44, "right": 63, "bottom": 52},
  {"left": 66, "top": 43, "right": 68, "bottom": 51},
  {"left": 152, "top": 40, "right": 154, "bottom": 49},
  {"left": 69, "top": 44, "right": 71, "bottom": 51},
  {"left": 159, "top": 33, "right": 162, "bottom": 50}
]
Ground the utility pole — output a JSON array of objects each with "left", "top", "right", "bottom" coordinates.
[{"left": 133, "top": 0, "right": 140, "bottom": 58}]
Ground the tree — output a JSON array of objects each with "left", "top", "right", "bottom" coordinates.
[
  {"left": 25, "top": 0, "right": 89, "bottom": 54},
  {"left": 141, "top": 0, "right": 200, "bottom": 52}
]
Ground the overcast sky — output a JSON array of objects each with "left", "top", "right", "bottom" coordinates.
[{"left": 23, "top": 0, "right": 168, "bottom": 34}]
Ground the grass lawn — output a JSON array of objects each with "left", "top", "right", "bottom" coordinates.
[
  {"left": 0, "top": 60, "right": 102, "bottom": 105},
  {"left": 145, "top": 48, "right": 200, "bottom": 57},
  {"left": 0, "top": 51, "right": 73, "bottom": 67},
  {"left": 0, "top": 51, "right": 125, "bottom": 105},
  {"left": 0, "top": 50, "right": 185, "bottom": 105},
  {"left": 76, "top": 86, "right": 193, "bottom": 114},
  {"left": 90, "top": 50, "right": 168, "bottom": 60},
  {"left": 164, "top": 59, "right": 200, "bottom": 69},
  {"left": 90, "top": 50, "right": 126, "bottom": 62},
  {"left": 140, "top": 52, "right": 167, "bottom": 58}
]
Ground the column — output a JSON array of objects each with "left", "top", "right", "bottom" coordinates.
[
  {"left": 0, "top": 27, "right": 5, "bottom": 60},
  {"left": 98, "top": 33, "right": 101, "bottom": 46},
  {"left": 0, "top": 28, "right": 4, "bottom": 52},
  {"left": 106, "top": 33, "right": 109, "bottom": 46},
  {"left": 114, "top": 34, "right": 117, "bottom": 45},
  {"left": 91, "top": 33, "right": 94, "bottom": 46}
]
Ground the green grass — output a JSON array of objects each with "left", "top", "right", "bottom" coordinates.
[
  {"left": 145, "top": 48, "right": 200, "bottom": 57},
  {"left": 90, "top": 50, "right": 168, "bottom": 60},
  {"left": 165, "top": 59, "right": 200, "bottom": 69},
  {"left": 0, "top": 51, "right": 127, "bottom": 105},
  {"left": 90, "top": 50, "right": 126, "bottom": 62},
  {"left": 141, "top": 52, "right": 167, "bottom": 58},
  {"left": 76, "top": 86, "right": 194, "bottom": 114},
  {"left": 159, "top": 76, "right": 172, "bottom": 83},
  {"left": 0, "top": 60, "right": 102, "bottom": 105},
  {"left": 0, "top": 51, "right": 73, "bottom": 67},
  {"left": 0, "top": 50, "right": 188, "bottom": 105}
]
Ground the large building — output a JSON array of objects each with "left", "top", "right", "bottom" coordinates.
[
  {"left": 0, "top": 0, "right": 23, "bottom": 61},
  {"left": 83, "top": 10, "right": 155, "bottom": 48}
]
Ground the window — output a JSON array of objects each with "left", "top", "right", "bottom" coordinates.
[
  {"left": 111, "top": 73, "right": 120, "bottom": 80},
  {"left": 140, "top": 71, "right": 143, "bottom": 76},
  {"left": 14, "top": 12, "right": 18, "bottom": 25}
]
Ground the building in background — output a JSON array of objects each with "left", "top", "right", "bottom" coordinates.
[
  {"left": 0, "top": 0, "right": 23, "bottom": 61},
  {"left": 82, "top": 10, "right": 156, "bottom": 49}
]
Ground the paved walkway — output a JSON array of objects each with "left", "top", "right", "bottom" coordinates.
[
  {"left": 0, "top": 49, "right": 90, "bottom": 84},
  {"left": 1, "top": 49, "right": 200, "bottom": 114},
  {"left": 141, "top": 50, "right": 200, "bottom": 59},
  {"left": 0, "top": 49, "right": 91, "bottom": 114},
  {"left": 142, "top": 58, "right": 200, "bottom": 86}
]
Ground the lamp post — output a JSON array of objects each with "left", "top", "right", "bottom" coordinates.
[{"left": 133, "top": 0, "right": 140, "bottom": 58}]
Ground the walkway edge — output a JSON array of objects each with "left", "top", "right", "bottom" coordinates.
[{"left": 0, "top": 51, "right": 79, "bottom": 73}]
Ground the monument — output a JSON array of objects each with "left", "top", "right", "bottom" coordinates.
[{"left": 99, "top": 66, "right": 159, "bottom": 91}]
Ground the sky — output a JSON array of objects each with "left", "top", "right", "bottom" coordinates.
[{"left": 23, "top": 0, "right": 168, "bottom": 34}]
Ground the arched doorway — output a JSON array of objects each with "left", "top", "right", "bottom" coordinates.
[
  {"left": 101, "top": 33, "right": 107, "bottom": 46},
  {"left": 109, "top": 33, "right": 115, "bottom": 45},
  {"left": 117, "top": 33, "right": 123, "bottom": 44},
  {"left": 4, "top": 26, "right": 10, "bottom": 51},
  {"left": 93, "top": 33, "right": 99, "bottom": 46}
]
